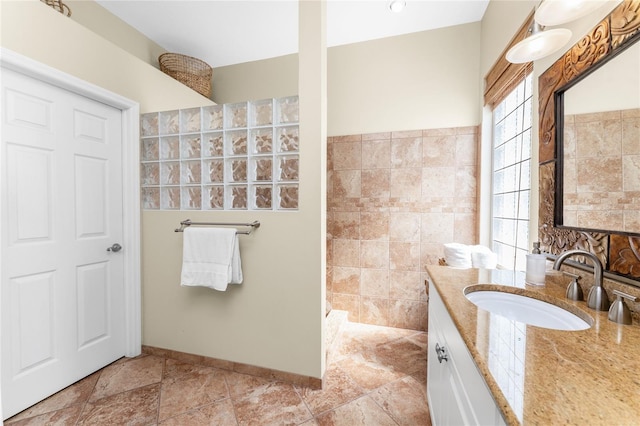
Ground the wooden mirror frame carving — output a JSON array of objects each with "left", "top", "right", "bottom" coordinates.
[{"left": 538, "top": 0, "right": 640, "bottom": 281}]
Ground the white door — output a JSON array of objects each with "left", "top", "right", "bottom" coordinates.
[{"left": 1, "top": 68, "right": 126, "bottom": 419}]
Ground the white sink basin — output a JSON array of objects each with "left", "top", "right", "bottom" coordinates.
[{"left": 464, "top": 289, "right": 591, "bottom": 331}]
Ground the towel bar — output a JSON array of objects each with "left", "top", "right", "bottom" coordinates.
[{"left": 174, "top": 219, "right": 260, "bottom": 234}]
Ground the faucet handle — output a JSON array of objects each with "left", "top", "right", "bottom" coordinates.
[
  {"left": 608, "top": 290, "right": 636, "bottom": 325},
  {"left": 562, "top": 271, "right": 583, "bottom": 301},
  {"left": 612, "top": 289, "right": 636, "bottom": 301},
  {"left": 562, "top": 271, "right": 580, "bottom": 280}
]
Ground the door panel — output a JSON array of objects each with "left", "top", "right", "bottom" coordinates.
[
  {"left": 75, "top": 155, "right": 108, "bottom": 238},
  {"left": 10, "top": 272, "right": 56, "bottom": 374},
  {"left": 6, "top": 144, "right": 53, "bottom": 244},
  {"left": 77, "top": 262, "right": 110, "bottom": 349},
  {"left": 1, "top": 68, "right": 126, "bottom": 419}
]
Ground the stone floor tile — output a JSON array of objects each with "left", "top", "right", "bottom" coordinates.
[
  {"left": 77, "top": 383, "right": 160, "bottom": 425},
  {"left": 369, "top": 376, "right": 431, "bottom": 426},
  {"left": 5, "top": 405, "right": 84, "bottom": 426},
  {"left": 6, "top": 371, "right": 100, "bottom": 422},
  {"left": 295, "top": 364, "right": 364, "bottom": 416},
  {"left": 158, "top": 366, "right": 229, "bottom": 421},
  {"left": 315, "top": 395, "right": 397, "bottom": 426},
  {"left": 158, "top": 398, "right": 238, "bottom": 425},
  {"left": 233, "top": 382, "right": 313, "bottom": 426},
  {"left": 90, "top": 355, "right": 163, "bottom": 401}
]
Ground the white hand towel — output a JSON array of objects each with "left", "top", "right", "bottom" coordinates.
[
  {"left": 470, "top": 245, "right": 498, "bottom": 269},
  {"left": 180, "top": 227, "right": 243, "bottom": 291},
  {"left": 444, "top": 243, "right": 472, "bottom": 268}
]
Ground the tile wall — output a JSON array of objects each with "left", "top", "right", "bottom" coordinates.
[{"left": 327, "top": 126, "right": 479, "bottom": 331}]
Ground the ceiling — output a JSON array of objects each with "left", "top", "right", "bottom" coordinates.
[{"left": 96, "top": 0, "right": 490, "bottom": 68}]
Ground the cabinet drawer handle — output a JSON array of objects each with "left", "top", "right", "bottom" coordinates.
[{"left": 435, "top": 343, "right": 448, "bottom": 363}]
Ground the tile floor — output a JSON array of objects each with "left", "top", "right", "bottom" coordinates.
[{"left": 5, "top": 322, "right": 430, "bottom": 425}]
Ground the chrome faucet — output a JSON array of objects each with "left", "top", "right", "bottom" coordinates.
[{"left": 552, "top": 249, "right": 609, "bottom": 311}]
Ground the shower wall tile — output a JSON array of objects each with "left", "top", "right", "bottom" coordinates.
[
  {"left": 421, "top": 212, "right": 455, "bottom": 244},
  {"left": 454, "top": 213, "right": 477, "bottom": 246},
  {"left": 391, "top": 137, "right": 422, "bottom": 168},
  {"left": 391, "top": 130, "right": 422, "bottom": 139},
  {"left": 362, "top": 132, "right": 391, "bottom": 141},
  {"left": 360, "top": 268, "right": 389, "bottom": 298},
  {"left": 390, "top": 271, "right": 421, "bottom": 301},
  {"left": 423, "top": 135, "right": 456, "bottom": 167},
  {"left": 360, "top": 297, "right": 389, "bottom": 326},
  {"left": 361, "top": 170, "right": 390, "bottom": 199},
  {"left": 333, "top": 239, "right": 360, "bottom": 267},
  {"left": 332, "top": 267, "right": 360, "bottom": 295},
  {"left": 360, "top": 241, "right": 389, "bottom": 269},
  {"left": 455, "top": 166, "right": 477, "bottom": 198},
  {"left": 332, "top": 212, "right": 360, "bottom": 239},
  {"left": 362, "top": 139, "right": 391, "bottom": 169},
  {"left": 455, "top": 133, "right": 478, "bottom": 166},
  {"left": 389, "top": 300, "right": 428, "bottom": 331},
  {"left": 389, "top": 169, "right": 421, "bottom": 200},
  {"left": 360, "top": 212, "right": 389, "bottom": 241},
  {"left": 333, "top": 141, "right": 362, "bottom": 170},
  {"left": 333, "top": 170, "right": 362, "bottom": 199},
  {"left": 332, "top": 294, "right": 360, "bottom": 322},
  {"left": 422, "top": 167, "right": 456, "bottom": 198},
  {"left": 422, "top": 127, "right": 455, "bottom": 137},
  {"left": 333, "top": 134, "right": 362, "bottom": 143},
  {"left": 389, "top": 213, "right": 420, "bottom": 242},
  {"left": 389, "top": 242, "right": 420, "bottom": 272},
  {"left": 327, "top": 125, "right": 479, "bottom": 331}
]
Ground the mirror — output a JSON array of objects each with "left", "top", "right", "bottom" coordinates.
[
  {"left": 560, "top": 42, "right": 640, "bottom": 234},
  {"left": 539, "top": 0, "right": 640, "bottom": 281}
]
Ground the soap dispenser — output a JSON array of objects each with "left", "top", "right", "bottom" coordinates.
[{"left": 608, "top": 290, "right": 636, "bottom": 325}]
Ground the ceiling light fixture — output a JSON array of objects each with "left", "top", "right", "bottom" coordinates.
[
  {"left": 506, "top": 20, "right": 572, "bottom": 63},
  {"left": 388, "top": 0, "right": 406, "bottom": 13},
  {"left": 535, "top": 0, "right": 610, "bottom": 26}
]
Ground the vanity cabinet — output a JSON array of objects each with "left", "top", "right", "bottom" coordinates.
[{"left": 427, "top": 280, "right": 506, "bottom": 426}]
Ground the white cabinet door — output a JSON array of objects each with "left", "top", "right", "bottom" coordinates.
[
  {"left": 427, "top": 280, "right": 506, "bottom": 426},
  {"left": 1, "top": 68, "right": 126, "bottom": 419}
]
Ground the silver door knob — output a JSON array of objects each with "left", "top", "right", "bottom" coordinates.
[{"left": 107, "top": 243, "right": 122, "bottom": 252}]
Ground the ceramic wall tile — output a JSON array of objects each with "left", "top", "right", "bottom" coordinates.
[
  {"left": 327, "top": 126, "right": 478, "bottom": 330},
  {"left": 362, "top": 139, "right": 391, "bottom": 169},
  {"left": 391, "top": 137, "right": 422, "bottom": 168},
  {"left": 361, "top": 170, "right": 390, "bottom": 199}
]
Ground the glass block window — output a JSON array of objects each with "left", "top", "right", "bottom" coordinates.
[
  {"left": 492, "top": 74, "right": 532, "bottom": 271},
  {"left": 140, "top": 96, "right": 299, "bottom": 211}
]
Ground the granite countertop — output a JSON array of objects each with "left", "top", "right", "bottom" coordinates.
[{"left": 426, "top": 265, "right": 640, "bottom": 425}]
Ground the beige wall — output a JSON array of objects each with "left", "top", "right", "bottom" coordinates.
[
  {"left": 1, "top": 0, "right": 326, "bottom": 380},
  {"left": 0, "top": 1, "right": 209, "bottom": 113},
  {"left": 328, "top": 23, "right": 481, "bottom": 136},
  {"left": 66, "top": 0, "right": 167, "bottom": 68},
  {"left": 213, "top": 54, "right": 299, "bottom": 105},
  {"left": 143, "top": 2, "right": 326, "bottom": 380},
  {"left": 213, "top": 22, "right": 483, "bottom": 136}
]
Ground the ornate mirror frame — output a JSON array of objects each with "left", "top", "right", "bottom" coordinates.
[{"left": 539, "top": 0, "right": 640, "bottom": 280}]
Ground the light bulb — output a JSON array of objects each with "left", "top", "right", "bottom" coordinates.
[{"left": 388, "top": 0, "right": 406, "bottom": 13}]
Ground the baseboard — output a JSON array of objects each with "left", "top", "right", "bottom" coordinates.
[{"left": 141, "top": 345, "right": 323, "bottom": 390}]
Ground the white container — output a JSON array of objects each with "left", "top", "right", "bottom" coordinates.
[{"left": 525, "top": 254, "right": 547, "bottom": 286}]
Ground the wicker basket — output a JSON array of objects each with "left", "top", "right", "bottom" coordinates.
[
  {"left": 159, "top": 53, "right": 213, "bottom": 98},
  {"left": 41, "top": 0, "right": 71, "bottom": 16}
]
